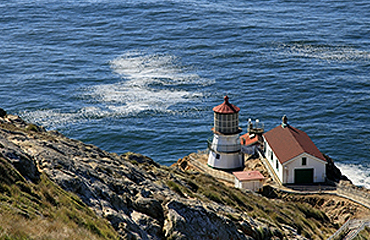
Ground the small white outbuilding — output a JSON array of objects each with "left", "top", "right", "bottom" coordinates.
[{"left": 233, "top": 171, "right": 265, "bottom": 192}]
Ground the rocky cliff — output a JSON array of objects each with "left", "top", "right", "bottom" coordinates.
[{"left": 0, "top": 110, "right": 369, "bottom": 239}]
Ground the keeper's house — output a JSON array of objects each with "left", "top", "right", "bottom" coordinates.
[{"left": 263, "top": 116, "right": 327, "bottom": 184}]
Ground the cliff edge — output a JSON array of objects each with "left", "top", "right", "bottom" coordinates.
[{"left": 0, "top": 109, "right": 369, "bottom": 239}]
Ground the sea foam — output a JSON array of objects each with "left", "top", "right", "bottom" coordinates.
[
  {"left": 336, "top": 163, "right": 370, "bottom": 189},
  {"left": 21, "top": 107, "right": 105, "bottom": 129},
  {"left": 86, "top": 51, "right": 213, "bottom": 115},
  {"left": 277, "top": 43, "right": 370, "bottom": 63},
  {"left": 23, "top": 51, "right": 213, "bottom": 128}
]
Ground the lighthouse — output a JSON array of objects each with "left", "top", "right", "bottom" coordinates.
[{"left": 207, "top": 96, "right": 244, "bottom": 170}]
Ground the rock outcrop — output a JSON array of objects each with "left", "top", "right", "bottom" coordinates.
[{"left": 1, "top": 111, "right": 369, "bottom": 239}]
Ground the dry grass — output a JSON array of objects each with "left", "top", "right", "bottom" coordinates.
[
  {"left": 353, "top": 226, "right": 370, "bottom": 240},
  {"left": 0, "top": 213, "right": 100, "bottom": 240},
  {"left": 165, "top": 167, "right": 337, "bottom": 239},
  {"left": 0, "top": 171, "right": 119, "bottom": 240}
]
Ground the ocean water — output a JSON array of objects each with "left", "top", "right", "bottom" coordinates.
[{"left": 1, "top": 0, "right": 369, "bottom": 187}]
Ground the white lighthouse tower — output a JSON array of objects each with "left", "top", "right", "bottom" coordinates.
[{"left": 207, "top": 96, "right": 244, "bottom": 170}]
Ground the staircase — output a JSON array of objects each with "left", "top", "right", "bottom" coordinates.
[
  {"left": 327, "top": 219, "right": 370, "bottom": 240},
  {"left": 257, "top": 149, "right": 282, "bottom": 186}
]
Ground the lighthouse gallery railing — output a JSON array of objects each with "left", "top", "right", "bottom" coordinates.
[{"left": 207, "top": 138, "right": 241, "bottom": 153}]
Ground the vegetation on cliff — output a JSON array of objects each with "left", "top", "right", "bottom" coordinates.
[
  {"left": 0, "top": 158, "right": 118, "bottom": 240},
  {"left": 0, "top": 109, "right": 369, "bottom": 239}
]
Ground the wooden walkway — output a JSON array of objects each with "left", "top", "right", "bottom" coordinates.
[
  {"left": 188, "top": 153, "right": 234, "bottom": 183},
  {"left": 327, "top": 218, "right": 370, "bottom": 240}
]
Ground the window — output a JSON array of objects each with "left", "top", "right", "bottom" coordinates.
[
  {"left": 302, "top": 157, "right": 307, "bottom": 166},
  {"left": 216, "top": 154, "right": 220, "bottom": 159},
  {"left": 276, "top": 159, "right": 279, "bottom": 171},
  {"left": 270, "top": 150, "right": 273, "bottom": 161}
]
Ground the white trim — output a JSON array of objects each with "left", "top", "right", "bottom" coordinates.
[{"left": 283, "top": 152, "right": 326, "bottom": 166}]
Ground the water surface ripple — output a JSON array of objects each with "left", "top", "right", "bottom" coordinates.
[{"left": 1, "top": 0, "right": 369, "bottom": 187}]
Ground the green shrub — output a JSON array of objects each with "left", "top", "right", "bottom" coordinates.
[
  {"left": 26, "top": 123, "right": 39, "bottom": 132},
  {"left": 167, "top": 180, "right": 185, "bottom": 198},
  {"left": 296, "top": 203, "right": 328, "bottom": 222},
  {"left": 203, "top": 190, "right": 222, "bottom": 203},
  {"left": 185, "top": 179, "right": 198, "bottom": 192}
]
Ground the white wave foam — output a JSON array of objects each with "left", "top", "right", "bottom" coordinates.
[
  {"left": 336, "top": 163, "right": 370, "bottom": 189},
  {"left": 23, "top": 51, "right": 213, "bottom": 128},
  {"left": 277, "top": 43, "right": 370, "bottom": 63},
  {"left": 21, "top": 107, "right": 107, "bottom": 129},
  {"left": 110, "top": 51, "right": 210, "bottom": 86},
  {"left": 86, "top": 51, "right": 213, "bottom": 115}
]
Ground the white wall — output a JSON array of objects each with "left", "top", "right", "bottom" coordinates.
[
  {"left": 235, "top": 178, "right": 263, "bottom": 192},
  {"left": 208, "top": 132, "right": 244, "bottom": 170},
  {"left": 208, "top": 150, "right": 244, "bottom": 170},
  {"left": 264, "top": 140, "right": 283, "bottom": 183},
  {"left": 210, "top": 133, "right": 241, "bottom": 153},
  {"left": 284, "top": 153, "right": 326, "bottom": 184},
  {"left": 263, "top": 140, "right": 326, "bottom": 184}
]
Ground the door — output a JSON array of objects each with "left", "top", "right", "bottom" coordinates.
[{"left": 294, "top": 169, "right": 314, "bottom": 184}]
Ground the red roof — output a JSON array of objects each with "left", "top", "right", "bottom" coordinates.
[
  {"left": 240, "top": 133, "right": 260, "bottom": 146},
  {"left": 213, "top": 96, "right": 240, "bottom": 114},
  {"left": 233, "top": 171, "right": 265, "bottom": 181},
  {"left": 263, "top": 125, "right": 326, "bottom": 164}
]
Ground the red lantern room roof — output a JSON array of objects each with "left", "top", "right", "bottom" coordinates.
[{"left": 213, "top": 96, "right": 240, "bottom": 114}]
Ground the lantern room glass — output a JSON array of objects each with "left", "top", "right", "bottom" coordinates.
[{"left": 214, "top": 112, "right": 239, "bottom": 134}]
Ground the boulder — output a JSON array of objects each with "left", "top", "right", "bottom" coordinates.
[{"left": 0, "top": 108, "right": 6, "bottom": 118}]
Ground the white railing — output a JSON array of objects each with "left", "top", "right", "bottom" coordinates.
[
  {"left": 189, "top": 154, "right": 234, "bottom": 183},
  {"left": 336, "top": 184, "right": 370, "bottom": 209},
  {"left": 207, "top": 138, "right": 241, "bottom": 153},
  {"left": 326, "top": 219, "right": 352, "bottom": 240}
]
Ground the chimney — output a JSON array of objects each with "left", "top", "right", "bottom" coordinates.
[
  {"left": 281, "top": 115, "right": 288, "bottom": 128},
  {"left": 247, "top": 118, "right": 253, "bottom": 133}
]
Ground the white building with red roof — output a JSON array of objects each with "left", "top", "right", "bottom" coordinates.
[
  {"left": 263, "top": 116, "right": 327, "bottom": 184},
  {"left": 233, "top": 171, "right": 265, "bottom": 191}
]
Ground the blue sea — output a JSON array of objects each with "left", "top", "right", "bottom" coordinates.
[{"left": 1, "top": 0, "right": 369, "bottom": 187}]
